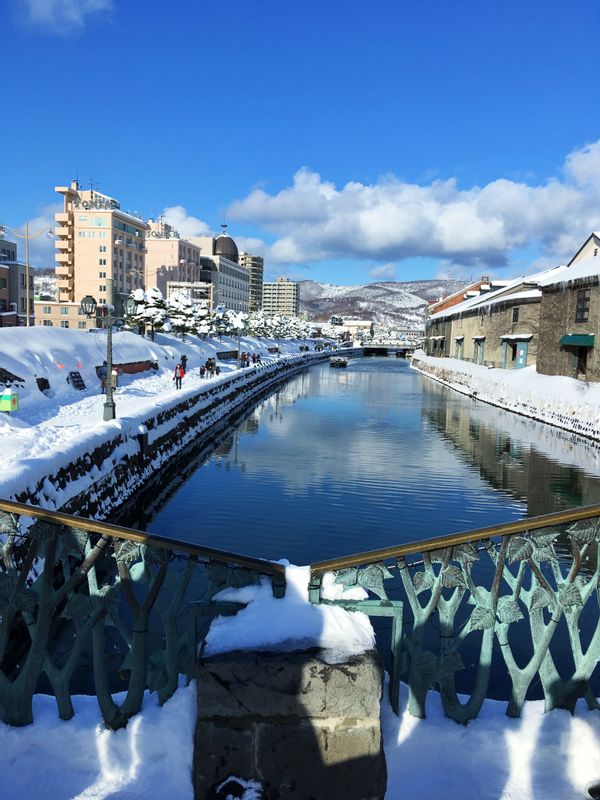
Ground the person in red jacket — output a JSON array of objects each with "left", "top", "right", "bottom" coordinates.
[{"left": 173, "top": 363, "right": 184, "bottom": 389}]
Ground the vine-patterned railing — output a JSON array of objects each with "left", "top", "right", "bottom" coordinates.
[
  {"left": 309, "top": 503, "right": 600, "bottom": 723},
  {"left": 0, "top": 498, "right": 285, "bottom": 729}
]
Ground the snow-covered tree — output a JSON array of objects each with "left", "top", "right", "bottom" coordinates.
[{"left": 167, "top": 290, "right": 195, "bottom": 338}]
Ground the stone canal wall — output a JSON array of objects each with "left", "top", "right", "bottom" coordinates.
[
  {"left": 412, "top": 354, "right": 600, "bottom": 442},
  {"left": 194, "top": 649, "right": 387, "bottom": 800},
  {"left": 8, "top": 353, "right": 328, "bottom": 518}
]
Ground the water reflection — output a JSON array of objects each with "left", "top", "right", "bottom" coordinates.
[{"left": 117, "top": 359, "right": 600, "bottom": 566}]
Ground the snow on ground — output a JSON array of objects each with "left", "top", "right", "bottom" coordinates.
[
  {"left": 382, "top": 679, "right": 600, "bottom": 800},
  {"left": 1, "top": 564, "right": 599, "bottom": 799},
  {"left": 413, "top": 352, "right": 600, "bottom": 441}
]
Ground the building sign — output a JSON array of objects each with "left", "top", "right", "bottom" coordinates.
[
  {"left": 147, "top": 230, "right": 180, "bottom": 239},
  {"left": 73, "top": 198, "right": 120, "bottom": 211}
]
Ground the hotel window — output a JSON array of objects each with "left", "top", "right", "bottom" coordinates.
[
  {"left": 512, "top": 307, "right": 520, "bottom": 323},
  {"left": 43, "top": 320, "right": 53, "bottom": 326},
  {"left": 99, "top": 245, "right": 107, "bottom": 253},
  {"left": 576, "top": 289, "right": 591, "bottom": 322},
  {"left": 60, "top": 320, "right": 69, "bottom": 328},
  {"left": 61, "top": 306, "right": 70, "bottom": 315},
  {"left": 99, "top": 258, "right": 107, "bottom": 266},
  {"left": 99, "top": 271, "right": 106, "bottom": 278},
  {"left": 20, "top": 274, "right": 25, "bottom": 287},
  {"left": 0, "top": 278, "right": 6, "bottom": 289},
  {"left": 78, "top": 321, "right": 87, "bottom": 329},
  {"left": 42, "top": 306, "right": 51, "bottom": 314}
]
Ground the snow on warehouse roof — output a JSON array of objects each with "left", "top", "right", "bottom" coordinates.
[
  {"left": 538, "top": 256, "right": 600, "bottom": 288},
  {"left": 428, "top": 265, "right": 563, "bottom": 321}
]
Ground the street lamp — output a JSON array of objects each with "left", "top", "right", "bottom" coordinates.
[
  {"left": 80, "top": 293, "right": 136, "bottom": 421},
  {"left": 0, "top": 222, "right": 53, "bottom": 326}
]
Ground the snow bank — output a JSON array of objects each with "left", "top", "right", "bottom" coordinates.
[
  {"left": 382, "top": 677, "right": 600, "bottom": 800},
  {"left": 0, "top": 683, "right": 196, "bottom": 800},
  {"left": 413, "top": 353, "right": 600, "bottom": 441}
]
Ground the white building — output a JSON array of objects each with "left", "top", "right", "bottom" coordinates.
[{"left": 262, "top": 277, "right": 299, "bottom": 315}]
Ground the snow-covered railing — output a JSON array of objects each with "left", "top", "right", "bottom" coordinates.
[
  {"left": 0, "top": 498, "right": 285, "bottom": 729},
  {"left": 309, "top": 503, "right": 600, "bottom": 723}
]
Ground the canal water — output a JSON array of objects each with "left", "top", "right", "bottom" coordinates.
[{"left": 119, "top": 357, "right": 600, "bottom": 563}]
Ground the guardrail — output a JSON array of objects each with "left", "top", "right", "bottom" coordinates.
[
  {"left": 309, "top": 504, "right": 600, "bottom": 723},
  {"left": 0, "top": 498, "right": 285, "bottom": 729}
]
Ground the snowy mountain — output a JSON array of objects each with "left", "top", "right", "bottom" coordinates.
[{"left": 299, "top": 279, "right": 465, "bottom": 327}]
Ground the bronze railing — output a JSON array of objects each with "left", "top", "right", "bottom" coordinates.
[
  {"left": 0, "top": 498, "right": 285, "bottom": 729},
  {"left": 309, "top": 503, "right": 600, "bottom": 723}
]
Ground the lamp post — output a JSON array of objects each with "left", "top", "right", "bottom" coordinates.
[
  {"left": 80, "top": 292, "right": 136, "bottom": 421},
  {"left": 0, "top": 222, "right": 53, "bottom": 326}
]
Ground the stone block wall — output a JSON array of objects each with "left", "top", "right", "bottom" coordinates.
[{"left": 194, "top": 649, "right": 387, "bottom": 800}]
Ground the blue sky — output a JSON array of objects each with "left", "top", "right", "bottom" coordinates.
[{"left": 2, "top": 0, "right": 600, "bottom": 283}]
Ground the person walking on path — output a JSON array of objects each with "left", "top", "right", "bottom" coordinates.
[
  {"left": 97, "top": 361, "right": 108, "bottom": 394},
  {"left": 173, "top": 363, "right": 184, "bottom": 389},
  {"left": 180, "top": 354, "right": 188, "bottom": 373}
]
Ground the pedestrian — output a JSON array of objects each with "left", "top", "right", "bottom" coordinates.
[
  {"left": 97, "top": 360, "right": 108, "bottom": 394},
  {"left": 180, "top": 354, "right": 188, "bottom": 373},
  {"left": 215, "top": 365, "right": 221, "bottom": 375},
  {"left": 200, "top": 365, "right": 206, "bottom": 379},
  {"left": 257, "top": 353, "right": 262, "bottom": 364},
  {"left": 252, "top": 353, "right": 257, "bottom": 365},
  {"left": 173, "top": 362, "right": 184, "bottom": 389}
]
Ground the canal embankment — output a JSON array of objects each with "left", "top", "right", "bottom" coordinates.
[
  {"left": 0, "top": 334, "right": 329, "bottom": 517},
  {"left": 412, "top": 352, "right": 600, "bottom": 441}
]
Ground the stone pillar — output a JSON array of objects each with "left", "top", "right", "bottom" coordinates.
[{"left": 194, "top": 648, "right": 387, "bottom": 800}]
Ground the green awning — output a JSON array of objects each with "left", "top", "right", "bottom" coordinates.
[{"left": 559, "top": 334, "right": 595, "bottom": 347}]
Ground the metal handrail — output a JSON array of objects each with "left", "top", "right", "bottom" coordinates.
[
  {"left": 310, "top": 502, "right": 600, "bottom": 575},
  {"left": 0, "top": 498, "right": 285, "bottom": 581}
]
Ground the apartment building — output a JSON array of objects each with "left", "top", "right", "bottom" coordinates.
[
  {"left": 262, "top": 277, "right": 299, "bottom": 316},
  {"left": 238, "top": 252, "right": 264, "bottom": 311},
  {"left": 0, "top": 237, "right": 35, "bottom": 326},
  {"left": 35, "top": 181, "right": 148, "bottom": 329},
  {"left": 145, "top": 219, "right": 203, "bottom": 296}
]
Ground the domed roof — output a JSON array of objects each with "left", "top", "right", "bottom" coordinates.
[{"left": 214, "top": 233, "right": 239, "bottom": 263}]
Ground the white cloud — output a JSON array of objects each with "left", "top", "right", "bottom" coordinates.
[
  {"left": 23, "top": 0, "right": 113, "bottom": 34},
  {"left": 5, "top": 204, "right": 60, "bottom": 269},
  {"left": 369, "top": 263, "right": 397, "bottom": 280},
  {"left": 160, "top": 206, "right": 210, "bottom": 238},
  {"left": 228, "top": 140, "right": 600, "bottom": 268}
]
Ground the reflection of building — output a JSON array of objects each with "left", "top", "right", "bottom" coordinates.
[
  {"left": 262, "top": 277, "right": 299, "bottom": 315},
  {"left": 421, "top": 380, "right": 600, "bottom": 515},
  {"left": 35, "top": 181, "right": 148, "bottom": 328},
  {"left": 187, "top": 227, "right": 249, "bottom": 311},
  {"left": 239, "top": 252, "right": 264, "bottom": 312},
  {"left": 145, "top": 219, "right": 203, "bottom": 296}
]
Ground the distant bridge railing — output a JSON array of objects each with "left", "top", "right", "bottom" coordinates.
[
  {"left": 309, "top": 503, "right": 600, "bottom": 723},
  {"left": 0, "top": 498, "right": 285, "bottom": 729}
]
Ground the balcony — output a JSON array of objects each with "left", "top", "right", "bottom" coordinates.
[
  {"left": 55, "top": 266, "right": 72, "bottom": 277},
  {"left": 55, "top": 213, "right": 72, "bottom": 224},
  {"left": 55, "top": 240, "right": 71, "bottom": 251},
  {"left": 56, "top": 253, "right": 73, "bottom": 264},
  {"left": 55, "top": 227, "right": 71, "bottom": 238}
]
